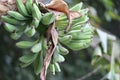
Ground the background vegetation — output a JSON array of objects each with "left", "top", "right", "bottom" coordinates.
[{"left": 0, "top": 0, "right": 120, "bottom": 80}]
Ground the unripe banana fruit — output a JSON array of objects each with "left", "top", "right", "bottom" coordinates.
[
  {"left": 31, "top": 18, "right": 40, "bottom": 28},
  {"left": 8, "top": 11, "right": 26, "bottom": 20},
  {"left": 41, "top": 12, "right": 55, "bottom": 25},
  {"left": 54, "top": 52, "right": 65, "bottom": 62},
  {"left": 25, "top": 27, "right": 36, "bottom": 37},
  {"left": 2, "top": 16, "right": 20, "bottom": 25},
  {"left": 11, "top": 32, "right": 22, "bottom": 40},
  {"left": 32, "top": 3, "right": 42, "bottom": 20},
  {"left": 25, "top": 0, "right": 33, "bottom": 14},
  {"left": 31, "top": 42, "right": 42, "bottom": 53},
  {"left": 54, "top": 62, "right": 61, "bottom": 72},
  {"left": 65, "top": 39, "right": 92, "bottom": 50},
  {"left": 16, "top": 0, "right": 29, "bottom": 16},
  {"left": 58, "top": 44, "right": 69, "bottom": 55},
  {"left": 49, "top": 64, "right": 55, "bottom": 75},
  {"left": 4, "top": 23, "right": 18, "bottom": 32},
  {"left": 59, "top": 35, "right": 72, "bottom": 43}
]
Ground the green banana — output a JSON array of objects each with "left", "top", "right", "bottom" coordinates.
[
  {"left": 41, "top": 12, "right": 55, "bottom": 25},
  {"left": 8, "top": 11, "right": 26, "bottom": 20},
  {"left": 20, "top": 61, "right": 33, "bottom": 68},
  {"left": 78, "top": 8, "right": 89, "bottom": 15},
  {"left": 70, "top": 39, "right": 92, "bottom": 43},
  {"left": 70, "top": 24, "right": 82, "bottom": 30},
  {"left": 67, "top": 29, "right": 93, "bottom": 40},
  {"left": 66, "top": 39, "right": 92, "bottom": 50},
  {"left": 31, "top": 18, "right": 40, "bottom": 28},
  {"left": 31, "top": 42, "right": 42, "bottom": 53},
  {"left": 59, "top": 35, "right": 72, "bottom": 43},
  {"left": 54, "top": 62, "right": 61, "bottom": 72},
  {"left": 79, "top": 28, "right": 93, "bottom": 34},
  {"left": 74, "top": 32, "right": 93, "bottom": 40},
  {"left": 49, "top": 64, "right": 55, "bottom": 75},
  {"left": 56, "top": 20, "right": 68, "bottom": 24},
  {"left": 16, "top": 0, "right": 29, "bottom": 16},
  {"left": 70, "top": 2, "right": 83, "bottom": 11},
  {"left": 57, "top": 15, "right": 67, "bottom": 21},
  {"left": 81, "top": 23, "right": 93, "bottom": 32},
  {"left": 66, "top": 42, "right": 85, "bottom": 50},
  {"left": 72, "top": 33, "right": 93, "bottom": 40},
  {"left": 58, "top": 44, "right": 69, "bottom": 55},
  {"left": 56, "top": 20, "right": 68, "bottom": 26},
  {"left": 53, "top": 52, "right": 65, "bottom": 62},
  {"left": 19, "top": 53, "right": 37, "bottom": 63},
  {"left": 11, "top": 32, "right": 22, "bottom": 40},
  {"left": 32, "top": 3, "right": 42, "bottom": 20},
  {"left": 4, "top": 23, "right": 18, "bottom": 32},
  {"left": 25, "top": 27, "right": 36, "bottom": 37},
  {"left": 25, "top": 0, "right": 33, "bottom": 14},
  {"left": 72, "top": 16, "right": 89, "bottom": 24},
  {"left": 34, "top": 52, "right": 43, "bottom": 75},
  {"left": 2, "top": 16, "right": 20, "bottom": 24},
  {"left": 16, "top": 41, "right": 36, "bottom": 49},
  {"left": 67, "top": 30, "right": 81, "bottom": 35}
]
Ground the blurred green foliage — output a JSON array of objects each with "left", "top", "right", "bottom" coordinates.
[{"left": 0, "top": 0, "right": 120, "bottom": 80}]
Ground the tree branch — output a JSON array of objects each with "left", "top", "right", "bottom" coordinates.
[{"left": 76, "top": 66, "right": 102, "bottom": 80}]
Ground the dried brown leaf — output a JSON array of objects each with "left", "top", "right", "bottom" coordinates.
[
  {"left": 40, "top": 22, "right": 58, "bottom": 80},
  {"left": 45, "top": 0, "right": 82, "bottom": 32},
  {"left": 45, "top": 0, "right": 70, "bottom": 32}
]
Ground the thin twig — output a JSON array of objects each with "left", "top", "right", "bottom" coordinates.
[{"left": 77, "top": 66, "right": 102, "bottom": 80}]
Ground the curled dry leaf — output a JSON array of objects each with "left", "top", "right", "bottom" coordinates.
[
  {"left": 40, "top": 22, "right": 58, "bottom": 80},
  {"left": 45, "top": 0, "right": 70, "bottom": 32},
  {"left": 45, "top": 0, "right": 81, "bottom": 32}
]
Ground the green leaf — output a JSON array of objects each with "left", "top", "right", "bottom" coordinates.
[
  {"left": 31, "top": 42, "right": 42, "bottom": 53},
  {"left": 16, "top": 41, "right": 36, "bottom": 48},
  {"left": 34, "top": 53, "right": 43, "bottom": 75},
  {"left": 19, "top": 53, "right": 37, "bottom": 63}
]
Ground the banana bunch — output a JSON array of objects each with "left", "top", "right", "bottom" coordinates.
[
  {"left": 2, "top": 0, "right": 93, "bottom": 76},
  {"left": 1, "top": 0, "right": 55, "bottom": 75},
  {"left": 57, "top": 3, "right": 93, "bottom": 50},
  {"left": 2, "top": 0, "right": 43, "bottom": 39},
  {"left": 17, "top": 37, "right": 45, "bottom": 75}
]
